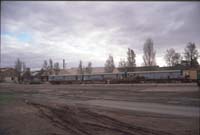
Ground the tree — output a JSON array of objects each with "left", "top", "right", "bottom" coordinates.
[
  {"left": 104, "top": 55, "right": 115, "bottom": 73},
  {"left": 184, "top": 42, "right": 199, "bottom": 67},
  {"left": 127, "top": 48, "right": 136, "bottom": 67},
  {"left": 118, "top": 58, "right": 126, "bottom": 68},
  {"left": 85, "top": 62, "right": 92, "bottom": 74},
  {"left": 49, "top": 59, "right": 53, "bottom": 70},
  {"left": 77, "top": 60, "right": 84, "bottom": 74},
  {"left": 22, "top": 62, "right": 26, "bottom": 72},
  {"left": 22, "top": 68, "right": 31, "bottom": 82},
  {"left": 54, "top": 62, "right": 60, "bottom": 75},
  {"left": 165, "top": 48, "right": 182, "bottom": 66},
  {"left": 165, "top": 48, "right": 175, "bottom": 66},
  {"left": 15, "top": 58, "right": 23, "bottom": 82},
  {"left": 173, "top": 53, "right": 182, "bottom": 66},
  {"left": 143, "top": 38, "right": 156, "bottom": 66},
  {"left": 43, "top": 60, "right": 48, "bottom": 70}
]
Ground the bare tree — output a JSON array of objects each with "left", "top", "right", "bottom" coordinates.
[
  {"left": 77, "top": 60, "right": 84, "bottom": 74},
  {"left": 49, "top": 59, "right": 53, "bottom": 70},
  {"left": 104, "top": 55, "right": 115, "bottom": 73},
  {"left": 43, "top": 60, "right": 48, "bottom": 70},
  {"left": 22, "top": 62, "right": 26, "bottom": 72},
  {"left": 54, "top": 62, "right": 60, "bottom": 75},
  {"left": 165, "top": 48, "right": 175, "bottom": 66},
  {"left": 118, "top": 58, "right": 127, "bottom": 68},
  {"left": 15, "top": 58, "right": 23, "bottom": 82},
  {"left": 127, "top": 48, "right": 136, "bottom": 67},
  {"left": 143, "top": 38, "right": 156, "bottom": 66},
  {"left": 184, "top": 42, "right": 199, "bottom": 67},
  {"left": 85, "top": 62, "right": 92, "bottom": 74},
  {"left": 165, "top": 48, "right": 182, "bottom": 66},
  {"left": 173, "top": 53, "right": 182, "bottom": 66}
]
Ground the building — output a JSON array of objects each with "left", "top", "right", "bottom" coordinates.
[{"left": 0, "top": 68, "right": 17, "bottom": 83}]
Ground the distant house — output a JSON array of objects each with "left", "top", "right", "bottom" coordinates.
[{"left": 0, "top": 68, "right": 17, "bottom": 83}]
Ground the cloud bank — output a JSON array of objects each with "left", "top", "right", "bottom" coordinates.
[{"left": 1, "top": 1, "right": 200, "bottom": 70}]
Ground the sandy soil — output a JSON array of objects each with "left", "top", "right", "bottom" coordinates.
[{"left": 0, "top": 83, "right": 199, "bottom": 135}]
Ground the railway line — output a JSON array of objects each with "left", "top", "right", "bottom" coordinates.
[{"left": 49, "top": 69, "right": 200, "bottom": 84}]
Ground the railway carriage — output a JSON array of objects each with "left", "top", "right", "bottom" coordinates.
[
  {"left": 128, "top": 70, "right": 183, "bottom": 79},
  {"left": 49, "top": 70, "right": 186, "bottom": 84}
]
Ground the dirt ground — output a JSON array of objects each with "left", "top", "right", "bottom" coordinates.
[{"left": 0, "top": 83, "right": 199, "bottom": 135}]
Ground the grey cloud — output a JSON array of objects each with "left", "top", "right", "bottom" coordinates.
[{"left": 1, "top": 1, "right": 200, "bottom": 69}]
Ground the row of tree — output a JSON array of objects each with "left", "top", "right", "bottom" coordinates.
[
  {"left": 42, "top": 59, "right": 60, "bottom": 75},
  {"left": 104, "top": 38, "right": 156, "bottom": 73},
  {"left": 165, "top": 42, "right": 199, "bottom": 67},
  {"left": 14, "top": 38, "right": 199, "bottom": 77},
  {"left": 41, "top": 59, "right": 93, "bottom": 75},
  {"left": 77, "top": 61, "right": 92, "bottom": 74},
  {"left": 40, "top": 38, "right": 199, "bottom": 74},
  {"left": 104, "top": 39, "right": 199, "bottom": 73}
]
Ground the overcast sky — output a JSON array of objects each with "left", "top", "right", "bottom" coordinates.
[{"left": 1, "top": 1, "right": 200, "bottom": 70}]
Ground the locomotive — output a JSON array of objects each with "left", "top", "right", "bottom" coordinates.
[{"left": 48, "top": 70, "right": 186, "bottom": 84}]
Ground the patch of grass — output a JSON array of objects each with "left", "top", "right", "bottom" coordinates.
[{"left": 0, "top": 94, "right": 15, "bottom": 104}]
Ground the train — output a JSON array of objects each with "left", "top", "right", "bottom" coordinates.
[
  {"left": 48, "top": 70, "right": 194, "bottom": 84},
  {"left": 197, "top": 70, "right": 200, "bottom": 86}
]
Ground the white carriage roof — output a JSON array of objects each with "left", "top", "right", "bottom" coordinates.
[{"left": 49, "top": 70, "right": 181, "bottom": 77}]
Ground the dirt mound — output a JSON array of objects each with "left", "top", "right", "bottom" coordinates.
[{"left": 28, "top": 102, "right": 173, "bottom": 135}]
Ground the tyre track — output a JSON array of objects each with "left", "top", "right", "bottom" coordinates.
[{"left": 28, "top": 102, "right": 173, "bottom": 135}]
